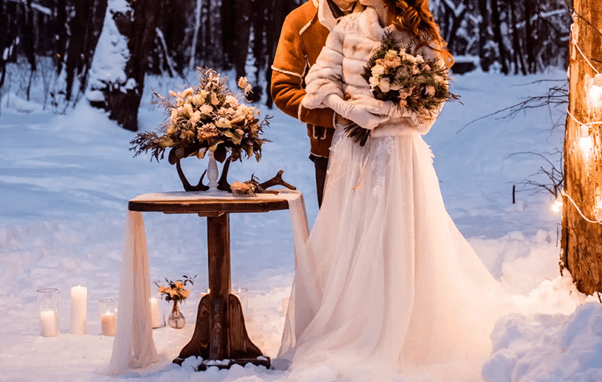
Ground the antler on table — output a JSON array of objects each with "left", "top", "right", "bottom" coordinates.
[{"left": 258, "top": 170, "right": 296, "bottom": 192}]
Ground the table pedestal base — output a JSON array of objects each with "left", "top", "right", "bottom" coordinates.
[{"left": 173, "top": 293, "right": 270, "bottom": 370}]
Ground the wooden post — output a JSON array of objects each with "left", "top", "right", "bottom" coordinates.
[
  {"left": 562, "top": 0, "right": 602, "bottom": 295},
  {"left": 207, "top": 213, "right": 231, "bottom": 359}
]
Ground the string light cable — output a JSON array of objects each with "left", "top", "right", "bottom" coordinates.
[
  {"left": 570, "top": 17, "right": 600, "bottom": 75},
  {"left": 560, "top": 190, "right": 602, "bottom": 224},
  {"left": 566, "top": 108, "right": 602, "bottom": 129}
]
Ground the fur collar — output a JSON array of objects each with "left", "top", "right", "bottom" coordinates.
[
  {"left": 317, "top": 0, "right": 365, "bottom": 31},
  {"left": 359, "top": 7, "right": 395, "bottom": 41}
]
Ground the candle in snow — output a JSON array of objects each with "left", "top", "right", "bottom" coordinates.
[
  {"left": 151, "top": 297, "right": 162, "bottom": 328},
  {"left": 101, "top": 312, "right": 116, "bottom": 336},
  {"left": 40, "top": 310, "right": 58, "bottom": 337},
  {"left": 71, "top": 286, "right": 87, "bottom": 335}
]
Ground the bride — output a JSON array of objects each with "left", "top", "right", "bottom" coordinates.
[{"left": 276, "top": 0, "right": 505, "bottom": 381}]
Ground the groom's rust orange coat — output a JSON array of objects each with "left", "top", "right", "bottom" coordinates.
[{"left": 271, "top": 0, "right": 335, "bottom": 158}]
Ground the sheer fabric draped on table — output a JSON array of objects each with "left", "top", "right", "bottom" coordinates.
[{"left": 105, "top": 190, "right": 310, "bottom": 376}]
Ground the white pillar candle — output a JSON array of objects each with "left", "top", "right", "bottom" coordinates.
[
  {"left": 101, "top": 312, "right": 116, "bottom": 336},
  {"left": 151, "top": 297, "right": 161, "bottom": 328},
  {"left": 71, "top": 286, "right": 87, "bottom": 335},
  {"left": 40, "top": 310, "right": 58, "bottom": 337}
]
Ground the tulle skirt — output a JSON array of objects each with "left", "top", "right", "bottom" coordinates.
[{"left": 277, "top": 127, "right": 505, "bottom": 382}]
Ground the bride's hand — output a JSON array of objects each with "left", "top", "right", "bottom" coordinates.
[
  {"left": 348, "top": 95, "right": 399, "bottom": 118},
  {"left": 324, "top": 94, "right": 389, "bottom": 130}
]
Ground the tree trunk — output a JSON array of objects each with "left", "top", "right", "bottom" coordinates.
[
  {"left": 233, "top": 0, "right": 251, "bottom": 79},
  {"left": 490, "top": 0, "right": 508, "bottom": 74},
  {"left": 477, "top": 0, "right": 491, "bottom": 72},
  {"left": 562, "top": 0, "right": 602, "bottom": 295},
  {"left": 524, "top": 0, "right": 536, "bottom": 73},
  {"left": 89, "top": 0, "right": 160, "bottom": 131}
]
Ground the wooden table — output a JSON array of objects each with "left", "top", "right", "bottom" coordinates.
[{"left": 129, "top": 194, "right": 291, "bottom": 371}]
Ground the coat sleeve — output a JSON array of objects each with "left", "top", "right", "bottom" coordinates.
[
  {"left": 271, "top": 17, "right": 335, "bottom": 128},
  {"left": 301, "top": 23, "right": 346, "bottom": 110}
]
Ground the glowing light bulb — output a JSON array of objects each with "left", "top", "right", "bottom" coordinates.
[
  {"left": 552, "top": 195, "right": 563, "bottom": 213},
  {"left": 579, "top": 125, "right": 594, "bottom": 159},
  {"left": 588, "top": 74, "right": 602, "bottom": 110},
  {"left": 595, "top": 195, "right": 602, "bottom": 222}
]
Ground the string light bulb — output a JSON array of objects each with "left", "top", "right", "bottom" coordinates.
[
  {"left": 587, "top": 73, "right": 602, "bottom": 110},
  {"left": 552, "top": 194, "right": 563, "bottom": 213},
  {"left": 595, "top": 195, "right": 602, "bottom": 222},
  {"left": 579, "top": 125, "right": 594, "bottom": 159}
]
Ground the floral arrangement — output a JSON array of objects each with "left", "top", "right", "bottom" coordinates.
[
  {"left": 130, "top": 68, "right": 270, "bottom": 164},
  {"left": 156, "top": 275, "right": 196, "bottom": 303},
  {"left": 346, "top": 32, "right": 459, "bottom": 145}
]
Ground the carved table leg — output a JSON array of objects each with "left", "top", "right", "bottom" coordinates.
[{"left": 173, "top": 213, "right": 270, "bottom": 370}]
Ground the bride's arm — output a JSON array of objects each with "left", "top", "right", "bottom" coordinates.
[
  {"left": 302, "top": 18, "right": 389, "bottom": 129},
  {"left": 301, "top": 22, "right": 347, "bottom": 110}
]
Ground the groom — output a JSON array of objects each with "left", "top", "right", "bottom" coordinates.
[{"left": 271, "top": 0, "right": 362, "bottom": 207}]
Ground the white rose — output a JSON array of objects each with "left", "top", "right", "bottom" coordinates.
[
  {"left": 379, "top": 78, "right": 391, "bottom": 93},
  {"left": 182, "top": 103, "right": 194, "bottom": 117},
  {"left": 199, "top": 104, "right": 213, "bottom": 115},
  {"left": 369, "top": 76, "right": 379, "bottom": 90},
  {"left": 225, "top": 95, "right": 239, "bottom": 107},
  {"left": 190, "top": 111, "right": 202, "bottom": 123},
  {"left": 191, "top": 94, "right": 204, "bottom": 107},
  {"left": 371, "top": 64, "right": 386, "bottom": 76},
  {"left": 215, "top": 118, "right": 231, "bottom": 128}
]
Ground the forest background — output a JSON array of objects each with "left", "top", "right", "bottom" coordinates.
[{"left": 0, "top": 0, "right": 571, "bottom": 130}]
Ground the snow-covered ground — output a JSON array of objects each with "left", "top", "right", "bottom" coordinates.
[{"left": 0, "top": 69, "right": 600, "bottom": 382}]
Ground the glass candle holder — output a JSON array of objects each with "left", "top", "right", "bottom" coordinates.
[
  {"left": 150, "top": 294, "right": 165, "bottom": 329},
  {"left": 37, "top": 288, "right": 60, "bottom": 337},
  {"left": 99, "top": 298, "right": 118, "bottom": 336}
]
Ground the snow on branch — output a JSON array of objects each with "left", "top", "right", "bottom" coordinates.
[
  {"left": 441, "top": 0, "right": 466, "bottom": 18},
  {"left": 515, "top": 9, "right": 568, "bottom": 29},
  {"left": 7, "top": 0, "right": 51, "bottom": 15},
  {"left": 155, "top": 28, "right": 177, "bottom": 77}
]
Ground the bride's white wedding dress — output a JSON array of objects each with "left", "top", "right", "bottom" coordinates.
[{"left": 276, "top": 8, "right": 506, "bottom": 382}]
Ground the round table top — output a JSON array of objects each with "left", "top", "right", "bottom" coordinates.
[{"left": 128, "top": 191, "right": 292, "bottom": 215}]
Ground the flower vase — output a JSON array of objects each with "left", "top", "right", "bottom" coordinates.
[
  {"left": 207, "top": 151, "right": 219, "bottom": 191},
  {"left": 168, "top": 301, "right": 185, "bottom": 329}
]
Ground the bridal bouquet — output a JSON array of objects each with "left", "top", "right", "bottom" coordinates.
[
  {"left": 130, "top": 68, "right": 270, "bottom": 164},
  {"left": 346, "top": 32, "right": 458, "bottom": 145}
]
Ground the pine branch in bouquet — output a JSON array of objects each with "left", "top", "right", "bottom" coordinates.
[{"left": 130, "top": 130, "right": 167, "bottom": 162}]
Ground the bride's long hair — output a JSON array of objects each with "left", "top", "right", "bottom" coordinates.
[{"left": 386, "top": 0, "right": 454, "bottom": 67}]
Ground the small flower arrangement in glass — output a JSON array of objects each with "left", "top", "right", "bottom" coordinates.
[
  {"left": 156, "top": 275, "right": 196, "bottom": 329},
  {"left": 130, "top": 68, "right": 271, "bottom": 192},
  {"left": 346, "top": 31, "right": 459, "bottom": 146}
]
